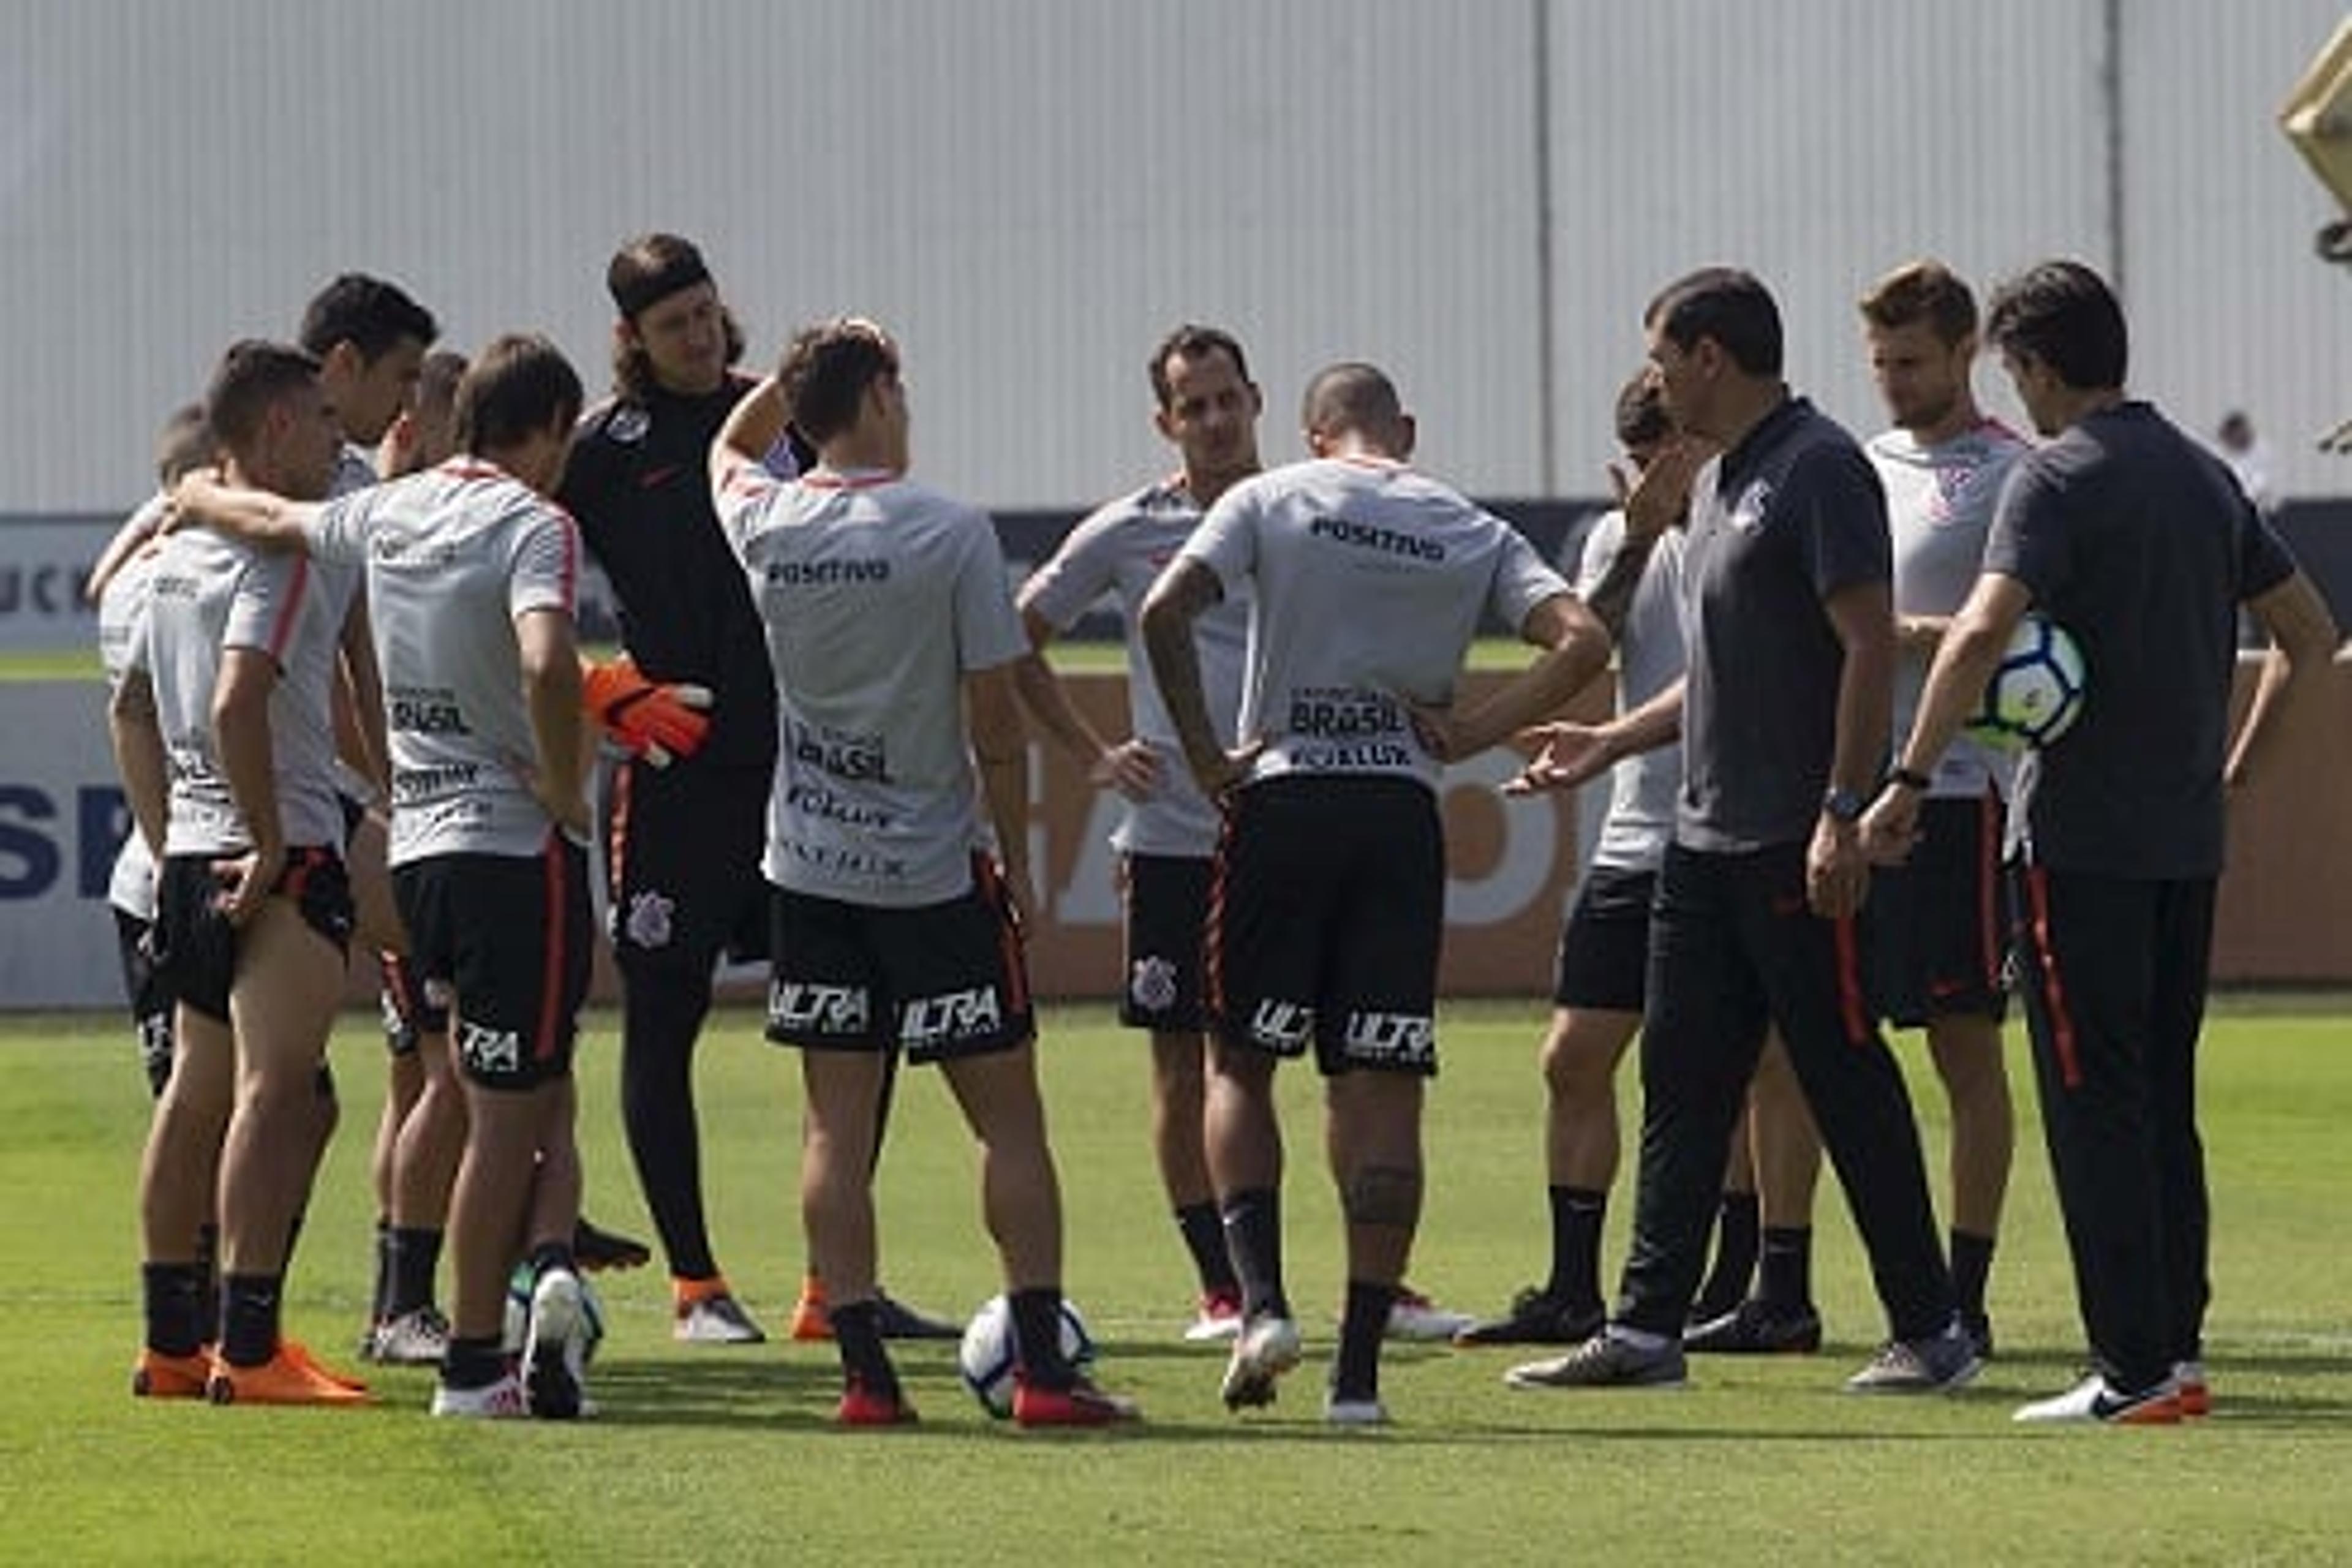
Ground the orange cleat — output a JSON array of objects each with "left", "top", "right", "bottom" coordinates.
[
  {"left": 790, "top": 1274, "right": 832, "bottom": 1343},
  {"left": 131, "top": 1347, "right": 211, "bottom": 1400},
  {"left": 205, "top": 1345, "right": 374, "bottom": 1406},
  {"left": 281, "top": 1340, "right": 369, "bottom": 1394}
]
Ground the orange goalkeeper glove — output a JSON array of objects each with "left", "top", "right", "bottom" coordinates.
[{"left": 582, "top": 655, "right": 713, "bottom": 768}]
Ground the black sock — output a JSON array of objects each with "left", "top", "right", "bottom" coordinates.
[
  {"left": 1757, "top": 1226, "right": 1813, "bottom": 1310},
  {"left": 1008, "top": 1287, "right": 1075, "bottom": 1390},
  {"left": 1950, "top": 1229, "right": 1996, "bottom": 1321},
  {"left": 1175, "top": 1201, "right": 1239, "bottom": 1294},
  {"left": 194, "top": 1223, "right": 220, "bottom": 1346},
  {"left": 1545, "top": 1185, "right": 1608, "bottom": 1310},
  {"left": 221, "top": 1272, "right": 284, "bottom": 1368},
  {"left": 1333, "top": 1280, "right": 1396, "bottom": 1403},
  {"left": 1219, "top": 1188, "right": 1289, "bottom": 1319},
  {"left": 830, "top": 1300, "right": 899, "bottom": 1396},
  {"left": 142, "top": 1262, "right": 205, "bottom": 1357},
  {"left": 441, "top": 1335, "right": 506, "bottom": 1390},
  {"left": 1694, "top": 1191, "right": 1760, "bottom": 1317},
  {"left": 388, "top": 1227, "right": 445, "bottom": 1316},
  {"left": 370, "top": 1218, "right": 394, "bottom": 1323},
  {"left": 527, "top": 1237, "right": 576, "bottom": 1281}
]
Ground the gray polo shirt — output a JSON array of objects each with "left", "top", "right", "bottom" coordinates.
[
  {"left": 1572, "top": 509, "right": 1684, "bottom": 873},
  {"left": 1676, "top": 397, "right": 1891, "bottom": 853},
  {"left": 1983, "top": 401, "right": 2296, "bottom": 879}
]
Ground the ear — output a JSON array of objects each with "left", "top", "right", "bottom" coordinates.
[{"left": 1153, "top": 405, "right": 1178, "bottom": 443}]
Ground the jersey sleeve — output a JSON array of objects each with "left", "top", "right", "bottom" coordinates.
[
  {"left": 1019, "top": 502, "right": 1122, "bottom": 632},
  {"left": 221, "top": 551, "right": 311, "bottom": 665},
  {"left": 101, "top": 567, "right": 153, "bottom": 684},
  {"left": 303, "top": 491, "right": 373, "bottom": 568},
  {"left": 711, "top": 459, "right": 785, "bottom": 565},
  {"left": 1179, "top": 478, "right": 1260, "bottom": 596},
  {"left": 1487, "top": 522, "right": 1572, "bottom": 631},
  {"left": 2235, "top": 496, "right": 2297, "bottom": 602},
  {"left": 508, "top": 505, "right": 579, "bottom": 621},
  {"left": 1572, "top": 509, "right": 1627, "bottom": 599},
  {"left": 1980, "top": 451, "right": 2071, "bottom": 603},
  {"left": 1793, "top": 443, "right": 1892, "bottom": 598},
  {"left": 952, "top": 508, "right": 1030, "bottom": 674}
]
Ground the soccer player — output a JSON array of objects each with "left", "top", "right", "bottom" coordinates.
[
  {"left": 1453, "top": 373, "right": 1707, "bottom": 1347},
  {"left": 176, "top": 334, "right": 604, "bottom": 1420},
  {"left": 1689, "top": 261, "right": 2027, "bottom": 1360},
  {"left": 94, "top": 404, "right": 216, "bottom": 1101},
  {"left": 115, "top": 342, "right": 368, "bottom": 1405},
  {"left": 295, "top": 273, "right": 471, "bottom": 1366},
  {"left": 560, "top": 235, "right": 954, "bottom": 1347},
  {"left": 711, "top": 317, "right": 1137, "bottom": 1427},
  {"left": 1140, "top": 361, "right": 1613, "bottom": 1423},
  {"left": 1861, "top": 260, "right": 2339, "bottom": 1423},
  {"left": 1502, "top": 268, "right": 1977, "bottom": 1395}
]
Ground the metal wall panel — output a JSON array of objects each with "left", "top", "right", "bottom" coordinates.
[{"left": 4, "top": 1, "right": 2350, "bottom": 513}]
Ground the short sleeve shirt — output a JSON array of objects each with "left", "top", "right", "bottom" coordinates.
[
  {"left": 309, "top": 458, "right": 579, "bottom": 865},
  {"left": 1021, "top": 477, "right": 1250, "bottom": 856},
  {"left": 97, "top": 500, "right": 165, "bottom": 917},
  {"left": 137, "top": 524, "right": 358, "bottom": 857},
  {"left": 1572, "top": 510, "right": 1686, "bottom": 872},
  {"left": 1981, "top": 402, "right": 2296, "bottom": 878},
  {"left": 1676, "top": 398, "right": 1891, "bottom": 853},
  {"left": 717, "top": 465, "right": 1028, "bottom": 907},
  {"left": 1179, "top": 456, "right": 1566, "bottom": 794}
]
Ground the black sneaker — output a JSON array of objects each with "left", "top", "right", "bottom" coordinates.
[
  {"left": 1962, "top": 1311, "right": 1995, "bottom": 1362},
  {"left": 1684, "top": 1297, "right": 1823, "bottom": 1355},
  {"left": 1504, "top": 1332, "right": 1687, "bottom": 1390},
  {"left": 572, "top": 1216, "right": 652, "bottom": 1273},
  {"left": 1453, "top": 1286, "right": 1606, "bottom": 1347},
  {"left": 873, "top": 1289, "right": 962, "bottom": 1341}
]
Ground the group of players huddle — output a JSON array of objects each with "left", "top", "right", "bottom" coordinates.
[{"left": 100, "top": 235, "right": 2335, "bottom": 1429}]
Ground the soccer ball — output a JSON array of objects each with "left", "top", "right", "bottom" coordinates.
[
  {"left": 1966, "top": 613, "right": 2087, "bottom": 751},
  {"left": 501, "top": 1263, "right": 607, "bottom": 1364},
  {"left": 957, "top": 1292, "right": 1097, "bottom": 1419}
]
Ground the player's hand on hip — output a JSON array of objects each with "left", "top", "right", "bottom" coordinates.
[
  {"left": 1806, "top": 816, "right": 1870, "bottom": 920},
  {"left": 211, "top": 841, "right": 285, "bottom": 929},
  {"left": 1502, "top": 723, "right": 1613, "bottom": 794},
  {"left": 1858, "top": 786, "right": 1923, "bottom": 865},
  {"left": 1090, "top": 737, "right": 1161, "bottom": 802}
]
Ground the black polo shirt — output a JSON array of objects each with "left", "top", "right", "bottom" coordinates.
[
  {"left": 1983, "top": 401, "right": 2295, "bottom": 878},
  {"left": 1677, "top": 396, "right": 1891, "bottom": 853},
  {"left": 559, "top": 374, "right": 778, "bottom": 771}
]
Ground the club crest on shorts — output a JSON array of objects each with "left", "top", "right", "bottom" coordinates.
[
  {"left": 624, "top": 889, "right": 675, "bottom": 950},
  {"left": 1129, "top": 955, "right": 1179, "bottom": 1014}
]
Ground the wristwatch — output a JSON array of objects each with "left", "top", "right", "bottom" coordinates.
[{"left": 1821, "top": 786, "right": 1867, "bottom": 824}]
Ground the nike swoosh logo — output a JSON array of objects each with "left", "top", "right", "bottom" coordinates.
[{"left": 638, "top": 464, "right": 683, "bottom": 488}]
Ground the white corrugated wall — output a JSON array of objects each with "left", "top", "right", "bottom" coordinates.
[{"left": 4, "top": 0, "right": 2348, "bottom": 511}]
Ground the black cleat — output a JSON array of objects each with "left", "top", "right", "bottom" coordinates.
[
  {"left": 1453, "top": 1286, "right": 1607, "bottom": 1347},
  {"left": 572, "top": 1216, "right": 652, "bottom": 1273},
  {"left": 1683, "top": 1297, "right": 1823, "bottom": 1355}
]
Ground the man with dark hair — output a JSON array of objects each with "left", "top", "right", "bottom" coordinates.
[
  {"left": 1862, "top": 258, "right": 2339, "bottom": 1424},
  {"left": 297, "top": 274, "right": 438, "bottom": 494},
  {"left": 1505, "top": 267, "right": 1977, "bottom": 1396},
  {"left": 176, "top": 334, "right": 604, "bottom": 1420},
  {"left": 1685, "top": 260, "right": 2027, "bottom": 1360},
  {"left": 710, "top": 317, "right": 1137, "bottom": 1427},
  {"left": 1140, "top": 361, "right": 1612, "bottom": 1424},
  {"left": 115, "top": 342, "right": 368, "bottom": 1406},
  {"left": 1012, "top": 325, "right": 1261, "bottom": 1340}
]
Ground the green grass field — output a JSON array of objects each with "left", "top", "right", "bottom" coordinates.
[{"left": 2, "top": 1000, "right": 2346, "bottom": 1565}]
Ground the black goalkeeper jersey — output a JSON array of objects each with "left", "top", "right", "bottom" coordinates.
[{"left": 560, "top": 374, "right": 780, "bottom": 771}]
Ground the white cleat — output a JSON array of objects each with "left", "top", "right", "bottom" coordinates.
[{"left": 1220, "top": 1314, "right": 1303, "bottom": 1410}]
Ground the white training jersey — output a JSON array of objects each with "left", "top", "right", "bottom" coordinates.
[
  {"left": 1180, "top": 456, "right": 1567, "bottom": 794},
  {"left": 717, "top": 464, "right": 1029, "bottom": 908},
  {"left": 131, "top": 521, "right": 358, "bottom": 857},
  {"left": 98, "top": 497, "right": 165, "bottom": 917},
  {"left": 1869, "top": 420, "right": 2029, "bottom": 799},
  {"left": 306, "top": 458, "right": 579, "bottom": 865},
  {"left": 1021, "top": 476, "right": 1249, "bottom": 858},
  {"left": 1572, "top": 510, "right": 1686, "bottom": 873}
]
